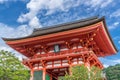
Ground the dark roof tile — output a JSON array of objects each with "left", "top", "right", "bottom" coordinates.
[{"left": 3, "top": 16, "right": 104, "bottom": 41}]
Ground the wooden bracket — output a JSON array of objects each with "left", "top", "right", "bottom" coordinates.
[
  {"left": 67, "top": 56, "right": 73, "bottom": 64},
  {"left": 41, "top": 60, "right": 47, "bottom": 67}
]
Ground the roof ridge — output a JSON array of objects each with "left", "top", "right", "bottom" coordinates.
[{"left": 33, "top": 16, "right": 99, "bottom": 32}]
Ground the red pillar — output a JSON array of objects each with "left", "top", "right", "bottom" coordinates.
[
  {"left": 43, "top": 67, "right": 46, "bottom": 80},
  {"left": 50, "top": 74, "right": 52, "bottom": 80},
  {"left": 69, "top": 64, "right": 72, "bottom": 75},
  {"left": 67, "top": 56, "right": 72, "bottom": 75},
  {"left": 56, "top": 77, "right": 58, "bottom": 80},
  {"left": 30, "top": 69, "right": 34, "bottom": 80},
  {"left": 85, "top": 62, "right": 90, "bottom": 71}
]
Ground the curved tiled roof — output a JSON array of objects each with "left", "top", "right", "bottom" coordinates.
[{"left": 3, "top": 16, "right": 102, "bottom": 41}]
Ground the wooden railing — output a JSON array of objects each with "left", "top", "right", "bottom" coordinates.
[{"left": 22, "top": 47, "right": 91, "bottom": 61}]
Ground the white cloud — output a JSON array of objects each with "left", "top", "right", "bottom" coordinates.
[
  {"left": 113, "top": 59, "right": 120, "bottom": 63},
  {"left": 0, "top": 23, "right": 14, "bottom": 37},
  {"left": 108, "top": 26, "right": 117, "bottom": 30},
  {"left": 100, "top": 0, "right": 112, "bottom": 8},
  {"left": 110, "top": 9, "right": 120, "bottom": 18},
  {"left": 85, "top": 0, "right": 103, "bottom": 8},
  {"left": 118, "top": 41, "right": 120, "bottom": 44},
  {"left": 113, "top": 36, "right": 120, "bottom": 40},
  {"left": 99, "top": 57, "right": 120, "bottom": 67},
  {"left": 0, "top": 0, "right": 8, "bottom": 3},
  {"left": 113, "top": 36, "right": 120, "bottom": 45},
  {"left": 0, "top": 45, "right": 13, "bottom": 52},
  {"left": 29, "top": 16, "right": 42, "bottom": 28},
  {"left": 17, "top": 0, "right": 74, "bottom": 28},
  {"left": 17, "top": 0, "right": 47, "bottom": 28},
  {"left": 0, "top": 23, "right": 32, "bottom": 38},
  {"left": 17, "top": 0, "right": 113, "bottom": 28},
  {"left": 84, "top": 0, "right": 112, "bottom": 9},
  {"left": 113, "top": 22, "right": 119, "bottom": 26},
  {"left": 0, "top": 23, "right": 30, "bottom": 60},
  {"left": 0, "top": 42, "right": 25, "bottom": 61},
  {"left": 103, "top": 64, "right": 109, "bottom": 68},
  {"left": 0, "top": 0, "right": 26, "bottom": 4},
  {"left": 108, "top": 22, "right": 119, "bottom": 30}
]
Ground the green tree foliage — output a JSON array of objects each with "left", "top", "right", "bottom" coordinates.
[
  {"left": 89, "top": 66, "right": 102, "bottom": 80},
  {"left": 104, "top": 64, "right": 120, "bottom": 80},
  {"left": 63, "top": 65, "right": 102, "bottom": 80},
  {"left": 0, "top": 50, "right": 30, "bottom": 80}
]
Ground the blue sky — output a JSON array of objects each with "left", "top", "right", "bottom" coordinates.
[{"left": 0, "top": 0, "right": 120, "bottom": 67}]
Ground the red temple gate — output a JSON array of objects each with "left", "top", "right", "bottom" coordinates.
[{"left": 3, "top": 16, "right": 117, "bottom": 80}]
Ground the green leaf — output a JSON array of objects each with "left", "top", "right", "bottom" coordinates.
[{"left": 0, "top": 50, "right": 30, "bottom": 80}]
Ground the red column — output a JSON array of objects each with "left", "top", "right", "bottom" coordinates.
[
  {"left": 56, "top": 77, "right": 58, "bottom": 80},
  {"left": 50, "top": 74, "right": 52, "bottom": 80},
  {"left": 67, "top": 56, "right": 72, "bottom": 75},
  {"left": 85, "top": 62, "right": 90, "bottom": 71},
  {"left": 69, "top": 64, "right": 72, "bottom": 75},
  {"left": 43, "top": 67, "right": 46, "bottom": 80},
  {"left": 30, "top": 69, "right": 34, "bottom": 80}
]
